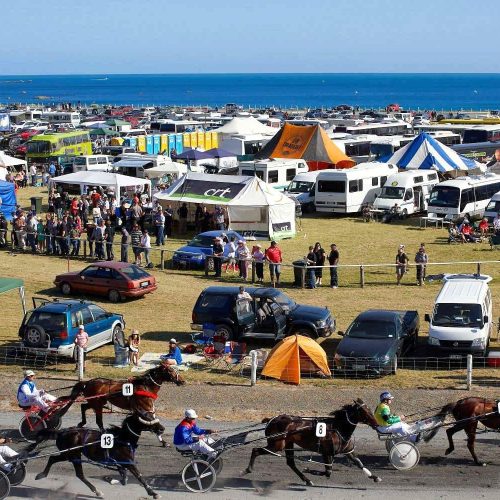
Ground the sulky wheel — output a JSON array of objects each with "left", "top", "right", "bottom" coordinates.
[
  {"left": 384, "top": 436, "right": 405, "bottom": 454},
  {"left": 0, "top": 470, "right": 10, "bottom": 499},
  {"left": 181, "top": 459, "right": 217, "bottom": 493},
  {"left": 19, "top": 415, "right": 47, "bottom": 443},
  {"left": 389, "top": 441, "right": 420, "bottom": 470},
  {"left": 7, "top": 462, "right": 26, "bottom": 486},
  {"left": 209, "top": 456, "right": 223, "bottom": 475}
]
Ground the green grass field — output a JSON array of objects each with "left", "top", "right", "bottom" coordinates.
[{"left": 1, "top": 185, "right": 498, "bottom": 387}]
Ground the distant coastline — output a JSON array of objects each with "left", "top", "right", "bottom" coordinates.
[{"left": 1, "top": 73, "right": 499, "bottom": 109}]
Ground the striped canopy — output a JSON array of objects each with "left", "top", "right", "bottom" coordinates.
[{"left": 383, "top": 133, "right": 480, "bottom": 172}]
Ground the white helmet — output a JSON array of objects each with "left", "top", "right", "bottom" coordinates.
[{"left": 185, "top": 409, "right": 198, "bottom": 419}]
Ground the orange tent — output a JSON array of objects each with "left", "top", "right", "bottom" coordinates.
[
  {"left": 256, "top": 123, "right": 355, "bottom": 169},
  {"left": 261, "top": 335, "right": 331, "bottom": 385}
]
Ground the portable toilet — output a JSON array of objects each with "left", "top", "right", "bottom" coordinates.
[
  {"left": 168, "top": 135, "right": 176, "bottom": 154},
  {"left": 205, "top": 132, "right": 212, "bottom": 150},
  {"left": 175, "top": 134, "right": 183, "bottom": 154},
  {"left": 124, "top": 137, "right": 137, "bottom": 150},
  {"left": 211, "top": 132, "right": 219, "bottom": 148},
  {"left": 137, "top": 136, "right": 146, "bottom": 153},
  {"left": 197, "top": 131, "right": 205, "bottom": 149},
  {"left": 183, "top": 133, "right": 191, "bottom": 148},
  {"left": 153, "top": 135, "right": 160, "bottom": 154},
  {"left": 190, "top": 132, "right": 198, "bottom": 148},
  {"left": 146, "top": 135, "right": 153, "bottom": 154},
  {"left": 160, "top": 134, "right": 169, "bottom": 153}
]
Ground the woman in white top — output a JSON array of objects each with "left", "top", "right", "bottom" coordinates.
[
  {"left": 236, "top": 240, "right": 250, "bottom": 281},
  {"left": 141, "top": 229, "right": 151, "bottom": 267},
  {"left": 224, "top": 237, "right": 237, "bottom": 273},
  {"left": 252, "top": 244, "right": 265, "bottom": 283}
]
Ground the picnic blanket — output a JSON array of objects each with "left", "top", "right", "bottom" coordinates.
[{"left": 131, "top": 352, "right": 204, "bottom": 373}]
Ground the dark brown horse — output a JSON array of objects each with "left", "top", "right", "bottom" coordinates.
[
  {"left": 244, "top": 399, "right": 382, "bottom": 486},
  {"left": 441, "top": 397, "right": 500, "bottom": 465},
  {"left": 26, "top": 412, "right": 164, "bottom": 498},
  {"left": 70, "top": 362, "right": 185, "bottom": 430}
]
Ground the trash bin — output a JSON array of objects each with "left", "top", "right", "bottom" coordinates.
[
  {"left": 113, "top": 327, "right": 129, "bottom": 368},
  {"left": 292, "top": 259, "right": 307, "bottom": 287},
  {"left": 30, "top": 197, "right": 43, "bottom": 214}
]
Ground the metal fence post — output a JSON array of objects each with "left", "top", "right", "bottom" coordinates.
[
  {"left": 250, "top": 350, "right": 257, "bottom": 387},
  {"left": 301, "top": 266, "right": 306, "bottom": 289},
  {"left": 466, "top": 354, "right": 473, "bottom": 390},
  {"left": 161, "top": 250, "right": 165, "bottom": 270},
  {"left": 476, "top": 262, "right": 481, "bottom": 275},
  {"left": 78, "top": 345, "right": 84, "bottom": 381},
  {"left": 251, "top": 260, "right": 256, "bottom": 283},
  {"left": 360, "top": 265, "right": 365, "bottom": 288},
  {"left": 83, "top": 240, "right": 87, "bottom": 258}
]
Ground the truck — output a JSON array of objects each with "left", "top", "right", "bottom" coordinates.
[{"left": 333, "top": 309, "right": 420, "bottom": 375}]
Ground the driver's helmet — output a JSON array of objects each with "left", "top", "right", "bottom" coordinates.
[{"left": 380, "top": 391, "right": 394, "bottom": 402}]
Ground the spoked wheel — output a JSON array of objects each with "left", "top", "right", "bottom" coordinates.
[
  {"left": 8, "top": 462, "right": 26, "bottom": 486},
  {"left": 389, "top": 441, "right": 420, "bottom": 470},
  {"left": 19, "top": 415, "right": 47, "bottom": 443},
  {"left": 384, "top": 436, "right": 404, "bottom": 453},
  {"left": 181, "top": 459, "right": 217, "bottom": 493},
  {"left": 0, "top": 470, "right": 10, "bottom": 499}
]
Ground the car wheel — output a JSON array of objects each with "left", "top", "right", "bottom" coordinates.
[
  {"left": 60, "top": 282, "right": 72, "bottom": 296},
  {"left": 206, "top": 257, "right": 215, "bottom": 272},
  {"left": 112, "top": 325, "right": 126, "bottom": 347},
  {"left": 215, "top": 325, "right": 232, "bottom": 341},
  {"left": 292, "top": 328, "right": 314, "bottom": 338},
  {"left": 108, "top": 289, "right": 121, "bottom": 303},
  {"left": 24, "top": 325, "right": 47, "bottom": 347},
  {"left": 391, "top": 356, "right": 398, "bottom": 375}
]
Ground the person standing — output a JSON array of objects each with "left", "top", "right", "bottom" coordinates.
[
  {"left": 141, "top": 229, "right": 151, "bottom": 268},
  {"left": 48, "top": 162, "right": 56, "bottom": 178},
  {"left": 194, "top": 204, "right": 203, "bottom": 233},
  {"left": 265, "top": 240, "right": 282, "bottom": 287},
  {"left": 164, "top": 205, "right": 173, "bottom": 237},
  {"left": 328, "top": 243, "right": 339, "bottom": 289},
  {"left": 212, "top": 237, "right": 224, "bottom": 278},
  {"left": 104, "top": 220, "right": 115, "bottom": 260},
  {"left": 120, "top": 227, "right": 130, "bottom": 263},
  {"left": 224, "top": 236, "right": 237, "bottom": 273},
  {"left": 395, "top": 245, "right": 409, "bottom": 286},
  {"left": 313, "top": 242, "right": 326, "bottom": 286},
  {"left": 252, "top": 244, "right": 265, "bottom": 283},
  {"left": 154, "top": 207, "right": 165, "bottom": 246},
  {"left": 74, "top": 324, "right": 89, "bottom": 371},
  {"left": 128, "top": 329, "right": 141, "bottom": 366},
  {"left": 215, "top": 206, "right": 225, "bottom": 230},
  {"left": 236, "top": 240, "right": 250, "bottom": 281},
  {"left": 305, "top": 245, "right": 317, "bottom": 289},
  {"left": 414, "top": 245, "right": 428, "bottom": 286},
  {"left": 29, "top": 164, "right": 37, "bottom": 186},
  {"left": 94, "top": 219, "right": 106, "bottom": 260},
  {"left": 131, "top": 223, "right": 143, "bottom": 265},
  {"left": 178, "top": 203, "right": 188, "bottom": 234}
]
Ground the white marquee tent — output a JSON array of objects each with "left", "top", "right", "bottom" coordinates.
[
  {"left": 154, "top": 172, "right": 296, "bottom": 239},
  {"left": 213, "top": 116, "right": 278, "bottom": 137},
  {"left": 0, "top": 151, "right": 27, "bottom": 169}
]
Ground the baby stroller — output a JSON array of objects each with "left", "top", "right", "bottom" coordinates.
[{"left": 448, "top": 225, "right": 463, "bottom": 244}]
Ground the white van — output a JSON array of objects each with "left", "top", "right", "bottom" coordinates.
[
  {"left": 483, "top": 190, "right": 500, "bottom": 222},
  {"left": 373, "top": 170, "right": 440, "bottom": 217},
  {"left": 238, "top": 158, "right": 308, "bottom": 190},
  {"left": 285, "top": 171, "right": 323, "bottom": 212},
  {"left": 71, "top": 155, "right": 113, "bottom": 173},
  {"left": 426, "top": 274, "right": 493, "bottom": 356},
  {"left": 315, "top": 162, "right": 397, "bottom": 213}
]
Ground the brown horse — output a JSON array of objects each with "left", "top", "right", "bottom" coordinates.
[
  {"left": 69, "top": 362, "right": 185, "bottom": 430},
  {"left": 442, "top": 397, "right": 500, "bottom": 466},
  {"left": 244, "top": 399, "right": 382, "bottom": 486}
]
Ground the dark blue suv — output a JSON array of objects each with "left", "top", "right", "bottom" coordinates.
[
  {"left": 19, "top": 298, "right": 125, "bottom": 358},
  {"left": 191, "top": 286, "right": 335, "bottom": 341}
]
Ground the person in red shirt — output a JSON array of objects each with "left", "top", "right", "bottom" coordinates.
[
  {"left": 90, "top": 190, "right": 101, "bottom": 208},
  {"left": 478, "top": 218, "right": 489, "bottom": 237},
  {"left": 265, "top": 240, "right": 282, "bottom": 287},
  {"left": 460, "top": 222, "right": 479, "bottom": 243},
  {"left": 70, "top": 197, "right": 79, "bottom": 217}
]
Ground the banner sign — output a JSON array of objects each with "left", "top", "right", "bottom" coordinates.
[{"left": 173, "top": 179, "right": 247, "bottom": 202}]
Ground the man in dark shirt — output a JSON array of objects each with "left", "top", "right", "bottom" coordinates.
[
  {"left": 212, "top": 237, "right": 224, "bottom": 278},
  {"left": 178, "top": 203, "right": 188, "bottom": 234},
  {"left": 105, "top": 220, "right": 115, "bottom": 261},
  {"left": 328, "top": 243, "right": 340, "bottom": 289},
  {"left": 120, "top": 227, "right": 130, "bottom": 263},
  {"left": 164, "top": 205, "right": 173, "bottom": 237},
  {"left": 305, "top": 245, "right": 317, "bottom": 289}
]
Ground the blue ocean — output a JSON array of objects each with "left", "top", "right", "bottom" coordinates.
[{"left": 0, "top": 73, "right": 499, "bottom": 110}]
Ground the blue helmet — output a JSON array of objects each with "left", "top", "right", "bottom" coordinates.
[{"left": 380, "top": 391, "right": 394, "bottom": 402}]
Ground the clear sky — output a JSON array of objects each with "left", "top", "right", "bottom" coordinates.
[{"left": 1, "top": 0, "right": 499, "bottom": 74}]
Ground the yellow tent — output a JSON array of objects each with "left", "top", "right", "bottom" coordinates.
[{"left": 261, "top": 335, "right": 331, "bottom": 385}]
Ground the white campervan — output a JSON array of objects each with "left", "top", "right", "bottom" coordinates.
[
  {"left": 71, "top": 155, "right": 113, "bottom": 173},
  {"left": 285, "top": 171, "right": 323, "bottom": 212},
  {"left": 373, "top": 170, "right": 440, "bottom": 217},
  {"left": 426, "top": 274, "right": 493, "bottom": 356},
  {"left": 315, "top": 162, "right": 397, "bottom": 213},
  {"left": 238, "top": 159, "right": 308, "bottom": 191},
  {"left": 483, "top": 191, "right": 500, "bottom": 223}
]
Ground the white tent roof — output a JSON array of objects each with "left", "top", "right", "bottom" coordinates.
[
  {"left": 0, "top": 167, "right": 7, "bottom": 181},
  {"left": 212, "top": 116, "right": 278, "bottom": 137},
  {"left": 146, "top": 162, "right": 188, "bottom": 178},
  {"left": 0, "top": 151, "right": 27, "bottom": 168},
  {"left": 50, "top": 171, "right": 151, "bottom": 193}
]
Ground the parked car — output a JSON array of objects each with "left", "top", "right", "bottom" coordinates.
[
  {"left": 191, "top": 286, "right": 335, "bottom": 341},
  {"left": 172, "top": 230, "right": 244, "bottom": 270},
  {"left": 18, "top": 297, "right": 125, "bottom": 358},
  {"left": 54, "top": 262, "right": 157, "bottom": 303},
  {"left": 334, "top": 309, "right": 419, "bottom": 375}
]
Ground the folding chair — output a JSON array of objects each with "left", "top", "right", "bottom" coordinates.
[{"left": 191, "top": 323, "right": 216, "bottom": 350}]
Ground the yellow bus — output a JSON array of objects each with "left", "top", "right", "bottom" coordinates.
[{"left": 26, "top": 130, "right": 92, "bottom": 163}]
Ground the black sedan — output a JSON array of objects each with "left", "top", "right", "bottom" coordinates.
[{"left": 333, "top": 309, "right": 419, "bottom": 376}]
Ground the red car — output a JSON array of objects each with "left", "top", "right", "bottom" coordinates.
[{"left": 54, "top": 262, "right": 157, "bottom": 303}]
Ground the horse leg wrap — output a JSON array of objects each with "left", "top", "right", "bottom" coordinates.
[{"left": 362, "top": 467, "right": 371, "bottom": 477}]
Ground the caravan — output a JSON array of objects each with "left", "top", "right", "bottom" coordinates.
[
  {"left": 315, "top": 162, "right": 397, "bottom": 213},
  {"left": 373, "top": 170, "right": 440, "bottom": 217},
  {"left": 238, "top": 159, "right": 308, "bottom": 191},
  {"left": 285, "top": 171, "right": 323, "bottom": 212}
]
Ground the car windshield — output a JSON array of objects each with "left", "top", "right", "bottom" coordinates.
[
  {"left": 288, "top": 181, "right": 313, "bottom": 193},
  {"left": 27, "top": 312, "right": 66, "bottom": 332},
  {"left": 379, "top": 186, "right": 405, "bottom": 199},
  {"left": 346, "top": 320, "right": 396, "bottom": 339},
  {"left": 429, "top": 186, "right": 460, "bottom": 208},
  {"left": 432, "top": 303, "right": 483, "bottom": 328},
  {"left": 272, "top": 292, "right": 296, "bottom": 311},
  {"left": 188, "top": 235, "right": 216, "bottom": 248},
  {"left": 119, "top": 265, "right": 150, "bottom": 280}
]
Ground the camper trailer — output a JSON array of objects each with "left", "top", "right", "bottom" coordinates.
[
  {"left": 285, "top": 171, "right": 324, "bottom": 212},
  {"left": 238, "top": 159, "right": 308, "bottom": 191},
  {"left": 373, "top": 170, "right": 440, "bottom": 216},
  {"left": 315, "top": 162, "right": 397, "bottom": 213}
]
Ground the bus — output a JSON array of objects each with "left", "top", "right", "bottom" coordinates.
[
  {"left": 26, "top": 131, "right": 92, "bottom": 164},
  {"left": 462, "top": 125, "right": 500, "bottom": 144},
  {"left": 427, "top": 173, "right": 500, "bottom": 220},
  {"left": 334, "top": 121, "right": 411, "bottom": 136},
  {"left": 41, "top": 111, "right": 81, "bottom": 127},
  {"left": 451, "top": 142, "right": 500, "bottom": 162}
]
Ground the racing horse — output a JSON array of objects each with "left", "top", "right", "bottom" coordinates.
[
  {"left": 244, "top": 399, "right": 382, "bottom": 486},
  {"left": 26, "top": 412, "right": 164, "bottom": 498},
  {"left": 69, "top": 362, "right": 185, "bottom": 430},
  {"left": 441, "top": 397, "right": 500, "bottom": 466}
]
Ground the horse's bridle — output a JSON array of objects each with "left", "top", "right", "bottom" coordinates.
[
  {"left": 345, "top": 401, "right": 369, "bottom": 427},
  {"left": 149, "top": 366, "right": 180, "bottom": 386}
]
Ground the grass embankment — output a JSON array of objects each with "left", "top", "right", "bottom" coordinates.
[{"left": 0, "top": 186, "right": 498, "bottom": 388}]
